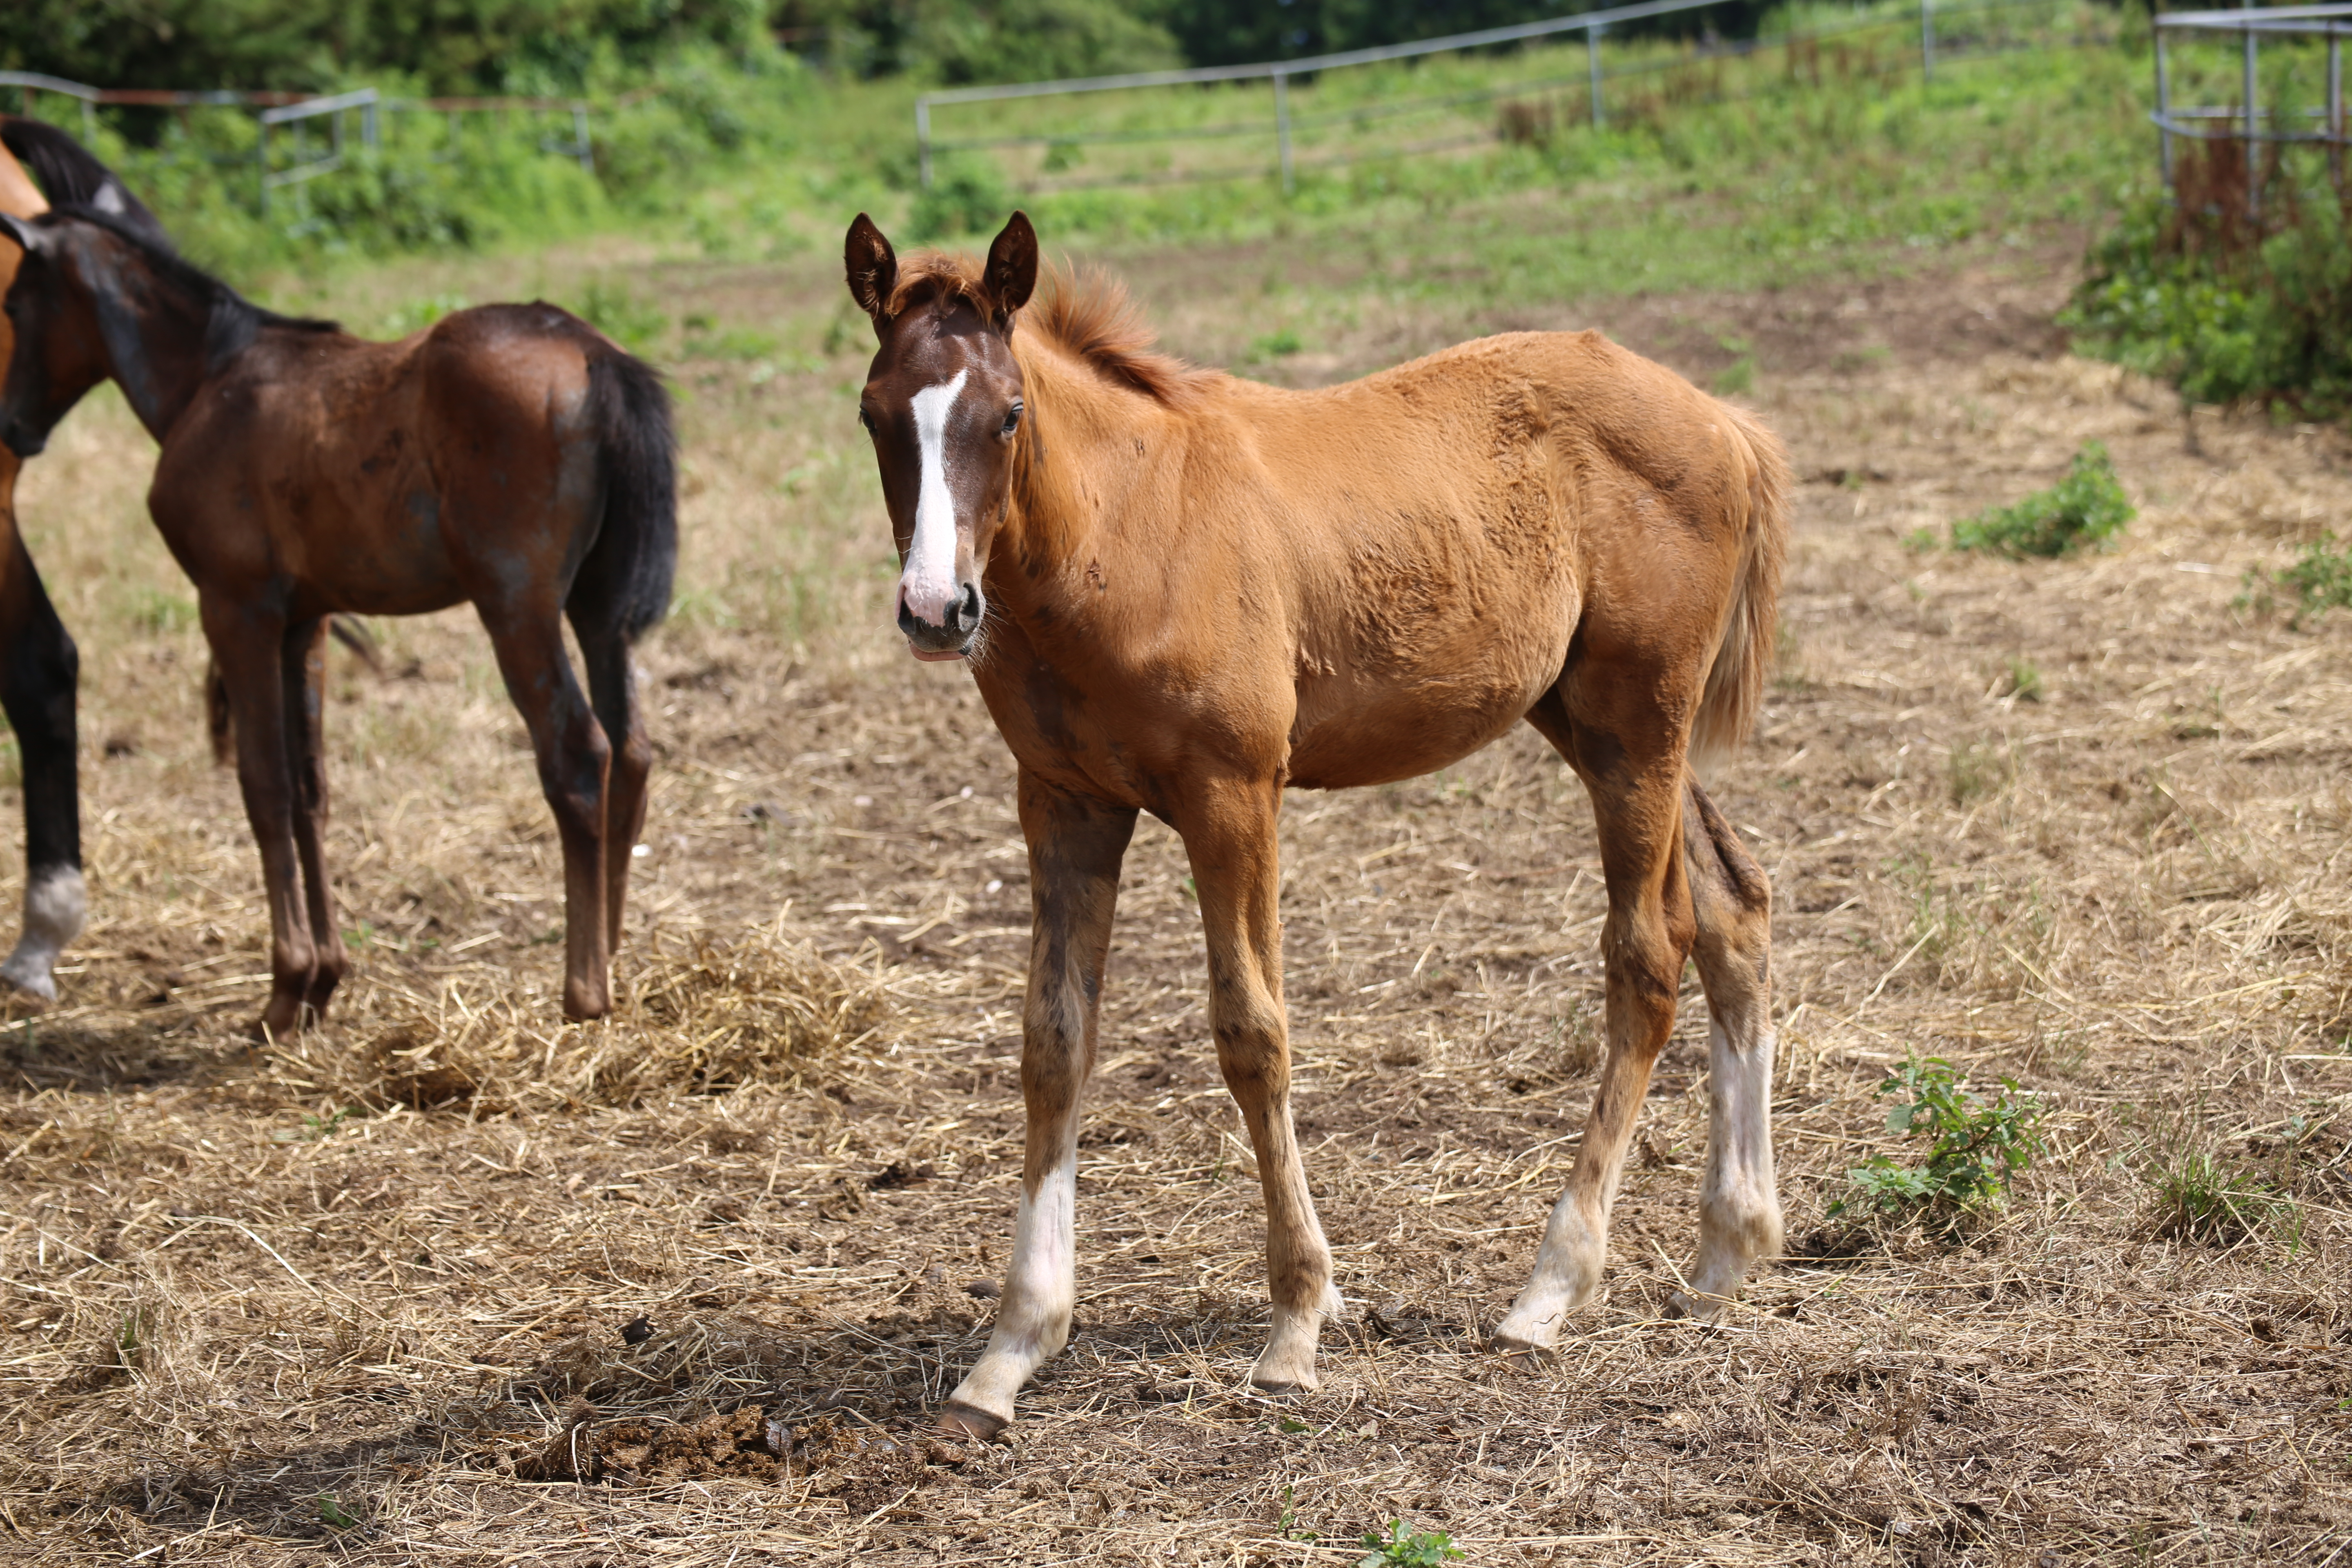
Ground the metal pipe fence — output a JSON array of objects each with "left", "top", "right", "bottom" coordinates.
[
  {"left": 916, "top": 0, "right": 2111, "bottom": 195},
  {"left": 0, "top": 72, "right": 599, "bottom": 216},
  {"left": 2151, "top": 4, "right": 2352, "bottom": 216}
]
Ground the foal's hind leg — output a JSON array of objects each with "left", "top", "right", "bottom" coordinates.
[
  {"left": 476, "top": 599, "right": 612, "bottom": 1019},
  {"left": 281, "top": 618, "right": 349, "bottom": 1018},
  {"left": 569, "top": 618, "right": 648, "bottom": 958},
  {"left": 942, "top": 771, "right": 1135, "bottom": 1440},
  {"left": 201, "top": 599, "right": 318, "bottom": 1038},
  {"left": 1497, "top": 695, "right": 1698, "bottom": 1356},
  {"left": 1670, "top": 776, "right": 1784, "bottom": 1318}
]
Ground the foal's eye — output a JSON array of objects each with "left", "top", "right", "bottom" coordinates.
[
  {"left": 857, "top": 407, "right": 877, "bottom": 434},
  {"left": 1000, "top": 402, "right": 1023, "bottom": 438}
]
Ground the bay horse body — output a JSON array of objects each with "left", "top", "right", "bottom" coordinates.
[
  {"left": 845, "top": 213, "right": 1791, "bottom": 1438},
  {"left": 0, "top": 118, "right": 177, "bottom": 1004},
  {"left": 0, "top": 205, "right": 675, "bottom": 1033}
]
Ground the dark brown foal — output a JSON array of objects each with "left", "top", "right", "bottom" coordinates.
[{"left": 0, "top": 207, "right": 674, "bottom": 1034}]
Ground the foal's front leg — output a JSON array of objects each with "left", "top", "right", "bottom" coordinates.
[
  {"left": 1180, "top": 776, "right": 1337, "bottom": 1394},
  {"left": 940, "top": 772, "right": 1135, "bottom": 1441}
]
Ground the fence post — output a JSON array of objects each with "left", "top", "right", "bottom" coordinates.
[
  {"left": 2243, "top": 13, "right": 2260, "bottom": 216},
  {"left": 1588, "top": 24, "right": 1605, "bottom": 128},
  {"left": 363, "top": 96, "right": 379, "bottom": 153},
  {"left": 916, "top": 96, "right": 933, "bottom": 189},
  {"left": 2156, "top": 24, "right": 2174, "bottom": 197},
  {"left": 573, "top": 103, "right": 593, "bottom": 173},
  {"left": 2331, "top": 27, "right": 2343, "bottom": 195},
  {"left": 80, "top": 98, "right": 97, "bottom": 145},
  {"left": 256, "top": 119, "right": 270, "bottom": 217},
  {"left": 1274, "top": 70, "right": 1294, "bottom": 194},
  {"left": 1920, "top": 0, "right": 1936, "bottom": 84}
]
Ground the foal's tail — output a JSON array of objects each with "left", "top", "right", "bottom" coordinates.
[
  {"left": 573, "top": 350, "right": 678, "bottom": 644},
  {"left": 1691, "top": 404, "right": 1791, "bottom": 764}
]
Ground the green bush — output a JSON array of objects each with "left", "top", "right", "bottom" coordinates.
[
  {"left": 1950, "top": 441, "right": 2132, "bottom": 558},
  {"left": 2064, "top": 139, "right": 2352, "bottom": 414},
  {"left": 1833, "top": 1055, "right": 2042, "bottom": 1221}
]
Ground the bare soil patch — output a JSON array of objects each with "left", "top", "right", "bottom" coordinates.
[{"left": 3, "top": 238, "right": 2349, "bottom": 1565}]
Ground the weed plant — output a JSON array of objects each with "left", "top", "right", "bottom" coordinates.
[
  {"left": 1833, "top": 1054, "right": 2043, "bottom": 1225},
  {"left": 2238, "top": 532, "right": 2352, "bottom": 626},
  {"left": 1950, "top": 441, "right": 2133, "bottom": 558},
  {"left": 1358, "top": 1521, "right": 1465, "bottom": 1568}
]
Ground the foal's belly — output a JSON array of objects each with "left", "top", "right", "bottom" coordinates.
[{"left": 1284, "top": 662, "right": 1554, "bottom": 791}]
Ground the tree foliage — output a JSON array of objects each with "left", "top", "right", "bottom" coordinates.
[{"left": 0, "top": 0, "right": 768, "bottom": 94}]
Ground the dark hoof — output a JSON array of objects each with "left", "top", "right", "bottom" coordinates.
[{"left": 935, "top": 1401, "right": 1009, "bottom": 1443}]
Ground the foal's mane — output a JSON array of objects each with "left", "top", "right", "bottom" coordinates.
[
  {"left": 888, "top": 250, "right": 1207, "bottom": 406},
  {"left": 51, "top": 203, "right": 340, "bottom": 366}
]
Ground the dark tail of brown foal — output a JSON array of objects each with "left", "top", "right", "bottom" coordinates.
[
  {"left": 1690, "top": 404, "right": 1791, "bottom": 763},
  {"left": 570, "top": 350, "right": 679, "bottom": 643}
]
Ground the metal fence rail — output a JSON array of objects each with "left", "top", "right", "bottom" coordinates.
[
  {"left": 0, "top": 71, "right": 599, "bottom": 215},
  {"left": 2152, "top": 4, "right": 2352, "bottom": 209},
  {"left": 916, "top": 0, "right": 2091, "bottom": 193}
]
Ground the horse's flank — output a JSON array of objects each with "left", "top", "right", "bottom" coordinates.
[{"left": 899, "top": 251, "right": 1788, "bottom": 803}]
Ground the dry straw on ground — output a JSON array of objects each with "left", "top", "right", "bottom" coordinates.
[{"left": 2, "top": 238, "right": 2350, "bottom": 1565}]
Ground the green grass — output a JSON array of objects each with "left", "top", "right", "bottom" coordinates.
[{"left": 18, "top": 0, "right": 2154, "bottom": 325}]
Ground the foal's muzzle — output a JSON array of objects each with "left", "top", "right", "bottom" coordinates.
[
  {"left": 0, "top": 418, "right": 43, "bottom": 459},
  {"left": 899, "top": 581, "right": 984, "bottom": 661}
]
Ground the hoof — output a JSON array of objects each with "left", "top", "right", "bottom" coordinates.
[
  {"left": 1491, "top": 1329, "right": 1559, "bottom": 1370},
  {"left": 0, "top": 964, "right": 56, "bottom": 1005},
  {"left": 1248, "top": 1374, "right": 1318, "bottom": 1396},
  {"left": 936, "top": 1401, "right": 1009, "bottom": 1443},
  {"left": 1665, "top": 1289, "right": 1729, "bottom": 1323}
]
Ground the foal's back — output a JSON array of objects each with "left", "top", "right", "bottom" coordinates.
[
  {"left": 1190, "top": 329, "right": 1775, "bottom": 788},
  {"left": 154, "top": 304, "right": 614, "bottom": 618}
]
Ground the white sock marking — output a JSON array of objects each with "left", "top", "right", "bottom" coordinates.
[
  {"left": 903, "top": 368, "right": 970, "bottom": 625},
  {"left": 1, "top": 865, "right": 87, "bottom": 1002}
]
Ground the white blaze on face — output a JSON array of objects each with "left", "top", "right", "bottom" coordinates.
[{"left": 902, "top": 367, "right": 970, "bottom": 625}]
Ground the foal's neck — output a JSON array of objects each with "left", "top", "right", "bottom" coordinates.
[
  {"left": 79, "top": 234, "right": 223, "bottom": 441},
  {"left": 1002, "top": 341, "right": 1167, "bottom": 606}
]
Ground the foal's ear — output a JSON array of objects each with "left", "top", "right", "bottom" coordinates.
[
  {"left": 0, "top": 211, "right": 39, "bottom": 255},
  {"left": 982, "top": 210, "right": 1038, "bottom": 331},
  {"left": 844, "top": 213, "right": 898, "bottom": 325}
]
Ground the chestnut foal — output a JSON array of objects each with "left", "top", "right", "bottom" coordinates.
[
  {"left": 0, "top": 206, "right": 675, "bottom": 1033},
  {"left": 844, "top": 212, "right": 1792, "bottom": 1439}
]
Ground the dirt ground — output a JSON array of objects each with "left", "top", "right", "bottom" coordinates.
[{"left": 3, "top": 227, "right": 2350, "bottom": 1566}]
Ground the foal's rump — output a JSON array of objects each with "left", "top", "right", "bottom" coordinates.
[{"left": 412, "top": 304, "right": 677, "bottom": 639}]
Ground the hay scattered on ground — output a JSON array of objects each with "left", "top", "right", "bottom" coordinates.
[{"left": 257, "top": 924, "right": 893, "bottom": 1113}]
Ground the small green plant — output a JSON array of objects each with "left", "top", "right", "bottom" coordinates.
[
  {"left": 2148, "top": 1147, "right": 2299, "bottom": 1246},
  {"left": 316, "top": 1492, "right": 361, "bottom": 1530},
  {"left": 377, "top": 293, "right": 470, "bottom": 337},
  {"left": 1359, "top": 1520, "right": 1464, "bottom": 1568},
  {"left": 131, "top": 589, "right": 198, "bottom": 636},
  {"left": 1947, "top": 740, "right": 2010, "bottom": 806},
  {"left": 1713, "top": 334, "right": 1756, "bottom": 396},
  {"left": 1833, "top": 1055, "right": 2042, "bottom": 1220},
  {"left": 2241, "top": 532, "right": 2352, "bottom": 627},
  {"left": 1250, "top": 328, "right": 1305, "bottom": 360},
  {"left": 1950, "top": 442, "right": 2134, "bottom": 558},
  {"left": 2002, "top": 657, "right": 2043, "bottom": 703},
  {"left": 273, "top": 1106, "right": 366, "bottom": 1144}
]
